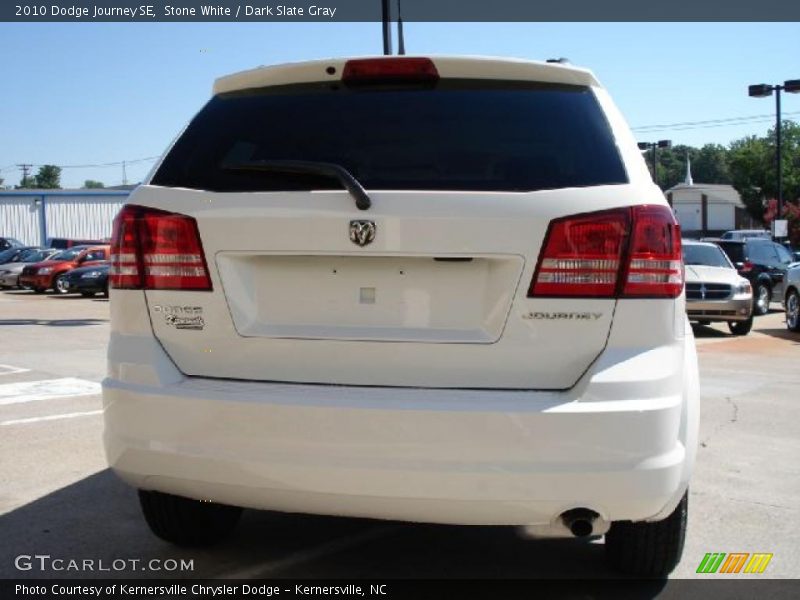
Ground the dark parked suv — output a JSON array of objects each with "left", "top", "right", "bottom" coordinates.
[{"left": 713, "top": 239, "right": 797, "bottom": 315}]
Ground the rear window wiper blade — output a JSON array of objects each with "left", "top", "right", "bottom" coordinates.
[{"left": 221, "top": 159, "right": 371, "bottom": 210}]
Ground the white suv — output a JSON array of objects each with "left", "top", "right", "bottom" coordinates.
[{"left": 103, "top": 56, "right": 698, "bottom": 576}]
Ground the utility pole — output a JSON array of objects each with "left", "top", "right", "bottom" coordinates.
[
  {"left": 122, "top": 160, "right": 128, "bottom": 186},
  {"left": 17, "top": 164, "right": 33, "bottom": 186}
]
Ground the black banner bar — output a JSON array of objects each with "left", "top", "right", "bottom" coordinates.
[
  {"left": 2, "top": 0, "right": 800, "bottom": 23},
  {"left": 3, "top": 579, "right": 800, "bottom": 600}
]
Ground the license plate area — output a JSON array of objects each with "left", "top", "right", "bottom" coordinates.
[{"left": 216, "top": 253, "right": 523, "bottom": 343}]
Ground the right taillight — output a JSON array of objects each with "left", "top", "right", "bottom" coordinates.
[
  {"left": 110, "top": 204, "right": 212, "bottom": 291},
  {"left": 621, "top": 205, "right": 683, "bottom": 298},
  {"left": 529, "top": 208, "right": 630, "bottom": 298},
  {"left": 529, "top": 204, "right": 682, "bottom": 299}
]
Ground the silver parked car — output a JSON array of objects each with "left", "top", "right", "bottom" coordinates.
[
  {"left": 783, "top": 264, "right": 800, "bottom": 332},
  {"left": 683, "top": 240, "right": 754, "bottom": 335},
  {"left": 0, "top": 248, "right": 58, "bottom": 288}
]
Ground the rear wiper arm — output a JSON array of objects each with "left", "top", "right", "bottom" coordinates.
[{"left": 222, "top": 159, "right": 371, "bottom": 210}]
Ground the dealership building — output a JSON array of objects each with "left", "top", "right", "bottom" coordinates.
[{"left": 0, "top": 188, "right": 132, "bottom": 246}]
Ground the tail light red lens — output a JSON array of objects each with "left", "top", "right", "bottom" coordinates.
[
  {"left": 529, "top": 208, "right": 630, "bottom": 297},
  {"left": 342, "top": 58, "right": 439, "bottom": 84},
  {"left": 621, "top": 205, "right": 683, "bottom": 298},
  {"left": 110, "top": 204, "right": 212, "bottom": 291},
  {"left": 529, "top": 204, "right": 683, "bottom": 299},
  {"left": 740, "top": 261, "right": 754, "bottom": 273}
]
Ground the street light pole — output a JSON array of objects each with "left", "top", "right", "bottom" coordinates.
[
  {"left": 747, "top": 79, "right": 800, "bottom": 232},
  {"left": 637, "top": 140, "right": 672, "bottom": 188},
  {"left": 652, "top": 145, "right": 657, "bottom": 186},
  {"left": 775, "top": 87, "right": 782, "bottom": 219}
]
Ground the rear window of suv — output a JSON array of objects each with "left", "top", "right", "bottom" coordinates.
[
  {"left": 152, "top": 79, "right": 627, "bottom": 193},
  {"left": 716, "top": 242, "right": 745, "bottom": 264}
]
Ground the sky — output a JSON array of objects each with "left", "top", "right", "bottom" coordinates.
[{"left": 0, "top": 21, "right": 799, "bottom": 189}]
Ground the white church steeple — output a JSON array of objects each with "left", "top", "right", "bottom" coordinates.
[{"left": 685, "top": 154, "right": 694, "bottom": 186}]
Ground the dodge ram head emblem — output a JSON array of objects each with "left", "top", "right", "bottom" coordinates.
[{"left": 349, "top": 220, "right": 376, "bottom": 247}]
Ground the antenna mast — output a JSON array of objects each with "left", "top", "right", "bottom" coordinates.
[
  {"left": 397, "top": 0, "right": 406, "bottom": 55},
  {"left": 381, "top": 0, "right": 392, "bottom": 55}
]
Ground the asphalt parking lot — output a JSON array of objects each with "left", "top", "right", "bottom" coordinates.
[{"left": 0, "top": 290, "right": 798, "bottom": 583}]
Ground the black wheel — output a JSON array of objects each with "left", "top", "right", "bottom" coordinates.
[
  {"left": 80, "top": 291, "right": 96, "bottom": 297},
  {"left": 753, "top": 282, "right": 771, "bottom": 316},
  {"left": 605, "top": 492, "right": 688, "bottom": 577},
  {"left": 727, "top": 315, "right": 753, "bottom": 336},
  {"left": 138, "top": 490, "right": 242, "bottom": 546},
  {"left": 786, "top": 289, "right": 800, "bottom": 332}
]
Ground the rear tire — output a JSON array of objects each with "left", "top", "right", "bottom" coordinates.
[
  {"left": 754, "top": 282, "right": 771, "bottom": 316},
  {"left": 138, "top": 490, "right": 242, "bottom": 547},
  {"left": 55, "top": 276, "right": 69, "bottom": 294},
  {"left": 605, "top": 492, "right": 688, "bottom": 577},
  {"left": 786, "top": 289, "right": 800, "bottom": 332},
  {"left": 727, "top": 315, "right": 753, "bottom": 336}
]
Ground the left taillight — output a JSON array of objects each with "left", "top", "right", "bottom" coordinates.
[{"left": 110, "top": 204, "right": 212, "bottom": 291}]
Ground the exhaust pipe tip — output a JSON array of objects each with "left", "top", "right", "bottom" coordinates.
[
  {"left": 568, "top": 519, "right": 594, "bottom": 537},
  {"left": 560, "top": 508, "right": 600, "bottom": 538}
]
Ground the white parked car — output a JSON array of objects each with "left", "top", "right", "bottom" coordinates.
[
  {"left": 102, "top": 56, "right": 699, "bottom": 576},
  {"left": 683, "top": 240, "right": 753, "bottom": 335}
]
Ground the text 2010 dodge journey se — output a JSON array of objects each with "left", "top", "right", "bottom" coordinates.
[{"left": 103, "top": 56, "right": 698, "bottom": 576}]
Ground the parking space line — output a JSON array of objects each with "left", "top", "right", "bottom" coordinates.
[
  {"left": 219, "top": 526, "right": 395, "bottom": 579},
  {"left": 0, "top": 409, "right": 103, "bottom": 426},
  {"left": 0, "top": 378, "right": 101, "bottom": 406},
  {"left": 0, "top": 364, "right": 30, "bottom": 376}
]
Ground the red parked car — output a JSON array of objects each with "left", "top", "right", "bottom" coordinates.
[{"left": 19, "top": 245, "right": 110, "bottom": 293}]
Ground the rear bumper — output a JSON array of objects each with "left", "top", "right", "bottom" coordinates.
[
  {"left": 67, "top": 278, "right": 106, "bottom": 294},
  {"left": 0, "top": 272, "right": 19, "bottom": 287},
  {"left": 19, "top": 273, "right": 53, "bottom": 290},
  {"left": 103, "top": 333, "right": 699, "bottom": 528},
  {"left": 686, "top": 297, "right": 752, "bottom": 322}
]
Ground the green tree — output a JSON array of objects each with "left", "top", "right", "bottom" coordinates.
[
  {"left": 650, "top": 143, "right": 732, "bottom": 191},
  {"left": 692, "top": 144, "right": 731, "bottom": 184},
  {"left": 728, "top": 121, "right": 800, "bottom": 222},
  {"left": 728, "top": 134, "right": 771, "bottom": 221},
  {"left": 17, "top": 173, "right": 38, "bottom": 188},
  {"left": 83, "top": 180, "right": 105, "bottom": 188},
  {"left": 656, "top": 144, "right": 695, "bottom": 190},
  {"left": 777, "top": 121, "right": 800, "bottom": 206},
  {"left": 34, "top": 165, "right": 61, "bottom": 189}
]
